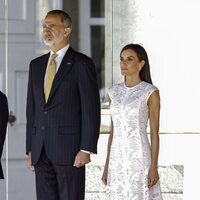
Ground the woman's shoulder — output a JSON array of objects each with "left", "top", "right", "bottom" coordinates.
[
  {"left": 143, "top": 81, "right": 159, "bottom": 91},
  {"left": 108, "top": 82, "right": 124, "bottom": 92},
  {"left": 142, "top": 82, "right": 159, "bottom": 100},
  {"left": 107, "top": 82, "right": 124, "bottom": 98}
]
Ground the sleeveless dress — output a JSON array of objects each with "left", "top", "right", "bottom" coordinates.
[{"left": 107, "top": 81, "right": 163, "bottom": 200}]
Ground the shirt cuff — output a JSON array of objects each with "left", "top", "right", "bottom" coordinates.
[{"left": 80, "top": 149, "right": 94, "bottom": 155}]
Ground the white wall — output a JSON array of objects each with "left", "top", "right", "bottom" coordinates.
[
  {"left": 132, "top": 0, "right": 200, "bottom": 133},
  {"left": 111, "top": 0, "right": 200, "bottom": 133}
]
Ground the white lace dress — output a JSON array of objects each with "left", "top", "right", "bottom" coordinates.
[{"left": 107, "top": 81, "right": 163, "bottom": 200}]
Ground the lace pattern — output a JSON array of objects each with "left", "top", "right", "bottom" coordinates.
[{"left": 106, "top": 81, "right": 163, "bottom": 200}]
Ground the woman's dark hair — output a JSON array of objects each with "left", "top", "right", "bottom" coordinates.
[
  {"left": 120, "top": 44, "right": 153, "bottom": 84},
  {"left": 46, "top": 10, "right": 72, "bottom": 28}
]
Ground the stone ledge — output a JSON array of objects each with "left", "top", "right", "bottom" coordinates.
[
  {"left": 159, "top": 165, "right": 183, "bottom": 193},
  {"left": 162, "top": 194, "right": 183, "bottom": 200},
  {"left": 85, "top": 164, "right": 184, "bottom": 198}
]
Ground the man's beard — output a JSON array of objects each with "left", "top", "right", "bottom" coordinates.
[
  {"left": 43, "top": 34, "right": 64, "bottom": 48},
  {"left": 43, "top": 36, "right": 56, "bottom": 47}
]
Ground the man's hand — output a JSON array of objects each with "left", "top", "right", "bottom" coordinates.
[
  {"left": 27, "top": 152, "right": 35, "bottom": 172},
  {"left": 73, "top": 151, "right": 91, "bottom": 168}
]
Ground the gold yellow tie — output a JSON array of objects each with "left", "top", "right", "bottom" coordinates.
[{"left": 45, "top": 53, "right": 58, "bottom": 102}]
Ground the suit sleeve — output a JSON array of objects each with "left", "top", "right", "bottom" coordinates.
[
  {"left": 78, "top": 58, "right": 100, "bottom": 154},
  {"left": 26, "top": 62, "right": 35, "bottom": 154},
  {"left": 0, "top": 93, "right": 8, "bottom": 158}
]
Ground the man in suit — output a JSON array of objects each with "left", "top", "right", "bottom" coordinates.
[
  {"left": 26, "top": 10, "right": 100, "bottom": 200},
  {"left": 0, "top": 91, "right": 8, "bottom": 179}
]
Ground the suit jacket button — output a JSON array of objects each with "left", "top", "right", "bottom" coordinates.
[
  {"left": 41, "top": 126, "right": 45, "bottom": 130},
  {"left": 44, "top": 111, "right": 47, "bottom": 115}
]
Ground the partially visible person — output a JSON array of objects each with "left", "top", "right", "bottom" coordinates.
[
  {"left": 26, "top": 10, "right": 100, "bottom": 200},
  {"left": 0, "top": 91, "right": 8, "bottom": 179},
  {"left": 102, "top": 44, "right": 163, "bottom": 199}
]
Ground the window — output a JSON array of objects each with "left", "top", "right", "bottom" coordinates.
[{"left": 79, "top": 0, "right": 106, "bottom": 104}]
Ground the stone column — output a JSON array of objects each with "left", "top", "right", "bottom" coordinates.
[{"left": 105, "top": 0, "right": 141, "bottom": 85}]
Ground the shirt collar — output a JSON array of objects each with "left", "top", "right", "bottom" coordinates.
[{"left": 50, "top": 44, "right": 70, "bottom": 58}]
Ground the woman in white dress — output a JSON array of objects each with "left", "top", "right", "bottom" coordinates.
[{"left": 102, "top": 44, "right": 163, "bottom": 200}]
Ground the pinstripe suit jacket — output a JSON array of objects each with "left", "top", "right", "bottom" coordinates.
[
  {"left": 26, "top": 46, "right": 100, "bottom": 165},
  {"left": 0, "top": 91, "right": 8, "bottom": 179}
]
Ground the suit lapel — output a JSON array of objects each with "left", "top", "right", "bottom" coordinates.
[
  {"left": 36, "top": 53, "right": 50, "bottom": 105},
  {"left": 47, "top": 47, "right": 76, "bottom": 103}
]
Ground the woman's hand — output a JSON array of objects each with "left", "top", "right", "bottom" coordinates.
[
  {"left": 148, "top": 166, "right": 159, "bottom": 188},
  {"left": 101, "top": 166, "right": 108, "bottom": 186}
]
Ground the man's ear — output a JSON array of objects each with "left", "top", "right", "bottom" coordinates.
[{"left": 64, "top": 27, "right": 72, "bottom": 37}]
